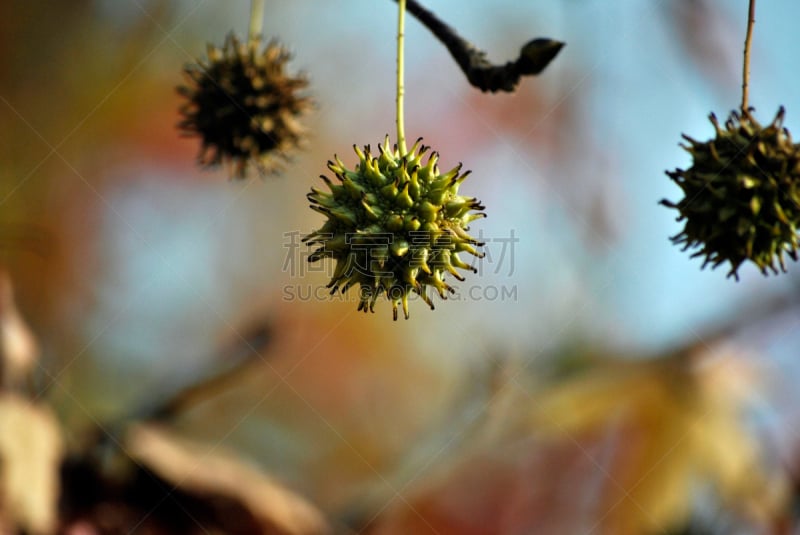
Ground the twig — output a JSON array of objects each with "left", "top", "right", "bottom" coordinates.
[
  {"left": 666, "top": 280, "right": 800, "bottom": 358},
  {"left": 150, "top": 354, "right": 264, "bottom": 421},
  {"left": 249, "top": 0, "right": 264, "bottom": 41},
  {"left": 396, "top": 0, "right": 407, "bottom": 153},
  {"left": 151, "top": 323, "right": 272, "bottom": 420},
  {"left": 741, "top": 0, "right": 756, "bottom": 111},
  {"left": 395, "top": 0, "right": 564, "bottom": 93}
]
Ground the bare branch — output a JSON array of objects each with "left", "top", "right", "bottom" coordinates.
[{"left": 397, "top": 0, "right": 564, "bottom": 92}]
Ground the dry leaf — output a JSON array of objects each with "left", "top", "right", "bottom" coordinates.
[
  {"left": 0, "top": 394, "right": 63, "bottom": 535},
  {"left": 125, "top": 423, "right": 332, "bottom": 535},
  {"left": 0, "top": 270, "right": 38, "bottom": 389}
]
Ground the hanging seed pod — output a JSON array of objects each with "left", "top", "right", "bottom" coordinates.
[
  {"left": 178, "top": 34, "right": 312, "bottom": 178},
  {"left": 304, "top": 137, "right": 486, "bottom": 320},
  {"left": 662, "top": 107, "right": 800, "bottom": 279}
]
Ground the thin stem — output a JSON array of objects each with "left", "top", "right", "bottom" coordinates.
[
  {"left": 741, "top": 0, "right": 756, "bottom": 111},
  {"left": 396, "top": 0, "right": 407, "bottom": 154},
  {"left": 249, "top": 0, "right": 265, "bottom": 41}
]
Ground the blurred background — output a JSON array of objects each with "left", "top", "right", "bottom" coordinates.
[{"left": 2, "top": 0, "right": 800, "bottom": 533}]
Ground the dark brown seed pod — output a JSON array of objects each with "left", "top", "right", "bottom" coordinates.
[
  {"left": 661, "top": 107, "right": 800, "bottom": 279},
  {"left": 178, "top": 34, "right": 312, "bottom": 178}
]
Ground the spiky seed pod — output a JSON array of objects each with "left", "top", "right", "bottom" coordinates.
[
  {"left": 178, "top": 34, "right": 312, "bottom": 178},
  {"left": 661, "top": 107, "right": 800, "bottom": 279},
  {"left": 304, "top": 137, "right": 486, "bottom": 320}
]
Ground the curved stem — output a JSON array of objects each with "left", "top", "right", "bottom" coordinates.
[
  {"left": 741, "top": 0, "right": 756, "bottom": 111},
  {"left": 249, "top": 0, "right": 265, "bottom": 41},
  {"left": 396, "top": 0, "right": 407, "bottom": 154}
]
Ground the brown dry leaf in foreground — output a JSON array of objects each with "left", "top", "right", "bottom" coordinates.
[
  {"left": 125, "top": 423, "right": 333, "bottom": 535},
  {"left": 0, "top": 394, "right": 64, "bottom": 535}
]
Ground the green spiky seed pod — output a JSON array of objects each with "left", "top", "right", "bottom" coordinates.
[
  {"left": 178, "top": 34, "right": 312, "bottom": 178},
  {"left": 661, "top": 107, "right": 800, "bottom": 279},
  {"left": 304, "top": 137, "right": 486, "bottom": 320}
]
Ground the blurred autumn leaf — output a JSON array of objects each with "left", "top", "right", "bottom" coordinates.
[
  {"left": 0, "top": 394, "right": 63, "bottom": 535},
  {"left": 663, "top": 0, "right": 740, "bottom": 93},
  {"left": 125, "top": 423, "right": 332, "bottom": 535},
  {"left": 369, "top": 348, "right": 787, "bottom": 535},
  {"left": 0, "top": 269, "right": 38, "bottom": 390}
]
